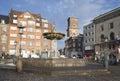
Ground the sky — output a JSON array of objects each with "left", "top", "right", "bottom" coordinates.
[{"left": 1, "top": 0, "right": 120, "bottom": 49}]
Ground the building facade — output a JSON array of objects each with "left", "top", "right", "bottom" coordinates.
[
  {"left": 65, "top": 17, "right": 83, "bottom": 58},
  {"left": 83, "top": 23, "right": 95, "bottom": 57},
  {"left": 93, "top": 7, "right": 120, "bottom": 60},
  {"left": 0, "top": 15, "right": 9, "bottom": 55},
  {"left": 0, "top": 9, "right": 52, "bottom": 57},
  {"left": 65, "top": 34, "right": 83, "bottom": 58}
]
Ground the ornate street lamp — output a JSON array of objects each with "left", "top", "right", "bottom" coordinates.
[
  {"left": 16, "top": 24, "right": 25, "bottom": 72},
  {"left": 18, "top": 25, "right": 25, "bottom": 57},
  {"left": 14, "top": 41, "right": 17, "bottom": 56}
]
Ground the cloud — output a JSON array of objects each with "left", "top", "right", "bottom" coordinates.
[
  {"left": 45, "top": 0, "right": 106, "bottom": 32},
  {"left": 24, "top": 0, "right": 37, "bottom": 5},
  {"left": 5, "top": 0, "right": 120, "bottom": 49},
  {"left": 15, "top": 4, "right": 22, "bottom": 8}
]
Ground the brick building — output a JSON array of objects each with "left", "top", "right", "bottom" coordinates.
[
  {"left": 0, "top": 15, "right": 9, "bottom": 55},
  {"left": 0, "top": 9, "right": 52, "bottom": 57}
]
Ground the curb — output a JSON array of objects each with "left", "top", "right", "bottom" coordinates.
[
  {"left": 0, "top": 64, "right": 110, "bottom": 76},
  {"left": 23, "top": 67, "right": 110, "bottom": 76}
]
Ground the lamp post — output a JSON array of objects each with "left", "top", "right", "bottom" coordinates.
[
  {"left": 18, "top": 25, "right": 25, "bottom": 58},
  {"left": 104, "top": 36, "right": 109, "bottom": 70},
  {"left": 116, "top": 35, "right": 120, "bottom": 63},
  {"left": 16, "top": 25, "right": 25, "bottom": 72},
  {"left": 14, "top": 41, "right": 17, "bottom": 56}
]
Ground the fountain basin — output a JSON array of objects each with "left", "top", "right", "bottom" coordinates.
[{"left": 22, "top": 58, "right": 86, "bottom": 67}]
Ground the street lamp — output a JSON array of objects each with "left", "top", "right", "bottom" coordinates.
[
  {"left": 14, "top": 41, "right": 17, "bottom": 56},
  {"left": 104, "top": 36, "right": 109, "bottom": 70},
  {"left": 16, "top": 24, "right": 25, "bottom": 72},
  {"left": 18, "top": 25, "right": 25, "bottom": 58}
]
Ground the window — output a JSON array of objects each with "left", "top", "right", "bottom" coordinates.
[
  {"left": 85, "top": 33, "right": 87, "bottom": 36},
  {"left": 44, "top": 30, "right": 48, "bottom": 33},
  {"left": 112, "top": 44, "right": 115, "bottom": 49},
  {"left": 110, "top": 22, "right": 114, "bottom": 29},
  {"left": 10, "top": 26, "right": 17, "bottom": 30},
  {"left": 92, "top": 38, "right": 94, "bottom": 41},
  {"left": 88, "top": 26, "right": 90, "bottom": 29},
  {"left": 10, "top": 40, "right": 15, "bottom": 45},
  {"left": 28, "top": 21, "right": 35, "bottom": 26},
  {"left": 92, "top": 25, "right": 94, "bottom": 28},
  {"left": 2, "top": 27, "right": 7, "bottom": 32},
  {"left": 24, "top": 15, "right": 31, "bottom": 18},
  {"left": 36, "top": 49, "right": 40, "bottom": 54},
  {"left": 23, "top": 28, "right": 26, "bottom": 32},
  {"left": 1, "top": 35, "right": 7, "bottom": 43},
  {"left": 101, "top": 25, "right": 104, "bottom": 31},
  {"left": 110, "top": 32, "right": 115, "bottom": 40},
  {"left": 21, "top": 41, "right": 26, "bottom": 46},
  {"left": 28, "top": 35, "right": 34, "bottom": 39},
  {"left": 10, "top": 34, "right": 17, "bottom": 37},
  {"left": 22, "top": 35, "right": 26, "bottom": 38},
  {"left": 9, "top": 48, "right": 16, "bottom": 55},
  {"left": 36, "top": 23, "right": 40, "bottom": 26},
  {"left": 100, "top": 34, "right": 105, "bottom": 42},
  {"left": 42, "top": 19, "right": 48, "bottom": 23},
  {"left": 28, "top": 28, "right": 34, "bottom": 32},
  {"left": 13, "top": 19, "right": 17, "bottom": 23},
  {"left": 20, "top": 21, "right": 26, "bottom": 26},
  {"left": 36, "top": 29, "right": 41, "bottom": 32},
  {"left": 28, "top": 41, "right": 34, "bottom": 46},
  {"left": 36, "top": 36, "right": 40, "bottom": 39},
  {"left": 44, "top": 43, "right": 48, "bottom": 47},
  {"left": 92, "top": 32, "right": 94, "bottom": 35},
  {"left": 89, "top": 32, "right": 91, "bottom": 36},
  {"left": 37, "top": 18, "right": 40, "bottom": 21},
  {"left": 109, "top": 44, "right": 111, "bottom": 49},
  {"left": 72, "top": 24, "right": 76, "bottom": 28},
  {"left": 89, "top": 39, "right": 90, "bottom": 42},
  {"left": 13, "top": 14, "right": 17, "bottom": 17},
  {"left": 1, "top": 20, "right": 5, "bottom": 24},
  {"left": 2, "top": 46, "right": 6, "bottom": 52},
  {"left": 85, "top": 40, "right": 87, "bottom": 43},
  {"left": 44, "top": 23, "right": 48, "bottom": 28},
  {"left": 73, "top": 43, "right": 75, "bottom": 47},
  {"left": 36, "top": 42, "right": 40, "bottom": 46}
]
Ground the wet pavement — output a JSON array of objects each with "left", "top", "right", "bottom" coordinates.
[{"left": 0, "top": 63, "right": 120, "bottom": 81}]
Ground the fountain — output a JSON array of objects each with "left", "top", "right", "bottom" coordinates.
[
  {"left": 23, "top": 24, "right": 86, "bottom": 68},
  {"left": 43, "top": 24, "right": 65, "bottom": 58}
]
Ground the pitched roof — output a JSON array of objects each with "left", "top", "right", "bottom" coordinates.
[
  {"left": 10, "top": 9, "right": 41, "bottom": 18},
  {"left": 93, "top": 7, "right": 120, "bottom": 21},
  {"left": 0, "top": 15, "right": 9, "bottom": 24}
]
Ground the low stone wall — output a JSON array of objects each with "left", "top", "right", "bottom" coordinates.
[{"left": 22, "top": 58, "right": 86, "bottom": 67}]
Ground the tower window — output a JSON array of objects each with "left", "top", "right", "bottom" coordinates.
[{"left": 72, "top": 24, "right": 76, "bottom": 28}]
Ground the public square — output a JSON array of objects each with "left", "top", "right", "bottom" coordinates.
[
  {"left": 0, "top": 63, "right": 120, "bottom": 81},
  {"left": 0, "top": 1, "right": 120, "bottom": 81}
]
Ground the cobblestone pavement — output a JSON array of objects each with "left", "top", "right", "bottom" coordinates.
[{"left": 0, "top": 64, "right": 120, "bottom": 81}]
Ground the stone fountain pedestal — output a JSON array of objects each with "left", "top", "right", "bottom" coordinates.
[{"left": 49, "top": 40, "right": 59, "bottom": 58}]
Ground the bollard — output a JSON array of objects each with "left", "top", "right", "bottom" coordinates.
[{"left": 16, "top": 59, "right": 23, "bottom": 72}]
